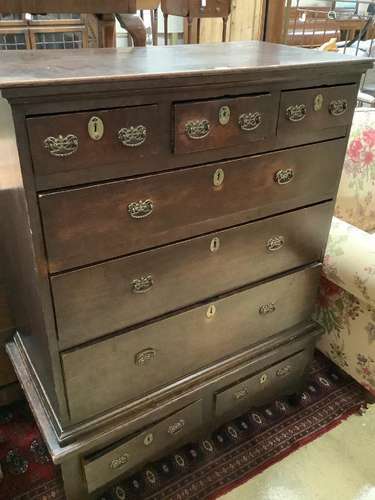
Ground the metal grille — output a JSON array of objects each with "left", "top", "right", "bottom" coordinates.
[
  {"left": 30, "top": 13, "right": 81, "bottom": 21},
  {"left": 34, "top": 31, "right": 83, "bottom": 49},
  {"left": 284, "top": 0, "right": 375, "bottom": 56},
  {"left": 0, "top": 14, "right": 23, "bottom": 21},
  {"left": 0, "top": 32, "right": 27, "bottom": 50}
]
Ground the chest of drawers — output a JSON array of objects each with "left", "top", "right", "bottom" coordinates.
[{"left": 0, "top": 42, "right": 371, "bottom": 499}]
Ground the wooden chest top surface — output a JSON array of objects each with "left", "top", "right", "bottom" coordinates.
[{"left": 0, "top": 41, "right": 372, "bottom": 92}]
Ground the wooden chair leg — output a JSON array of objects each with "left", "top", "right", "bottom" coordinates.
[
  {"left": 197, "top": 17, "right": 201, "bottom": 44},
  {"left": 152, "top": 8, "right": 158, "bottom": 45},
  {"left": 187, "top": 16, "right": 193, "bottom": 44},
  {"left": 222, "top": 16, "right": 228, "bottom": 42},
  {"left": 116, "top": 13, "right": 147, "bottom": 47},
  {"left": 164, "top": 12, "right": 168, "bottom": 45}
]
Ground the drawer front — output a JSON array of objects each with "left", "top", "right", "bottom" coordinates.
[
  {"left": 62, "top": 265, "right": 320, "bottom": 422},
  {"left": 83, "top": 400, "right": 202, "bottom": 493},
  {"left": 215, "top": 350, "right": 310, "bottom": 419},
  {"left": 174, "top": 93, "right": 278, "bottom": 154},
  {"left": 278, "top": 84, "right": 357, "bottom": 138},
  {"left": 40, "top": 140, "right": 344, "bottom": 273},
  {"left": 53, "top": 203, "right": 332, "bottom": 349},
  {"left": 27, "top": 105, "right": 160, "bottom": 178}
]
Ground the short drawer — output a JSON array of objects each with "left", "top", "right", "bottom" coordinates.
[
  {"left": 215, "top": 350, "right": 310, "bottom": 420},
  {"left": 278, "top": 84, "right": 357, "bottom": 139},
  {"left": 52, "top": 202, "right": 332, "bottom": 349},
  {"left": 27, "top": 105, "right": 161, "bottom": 178},
  {"left": 61, "top": 265, "right": 320, "bottom": 422},
  {"left": 39, "top": 140, "right": 345, "bottom": 272},
  {"left": 174, "top": 93, "right": 278, "bottom": 154},
  {"left": 83, "top": 400, "right": 202, "bottom": 493}
]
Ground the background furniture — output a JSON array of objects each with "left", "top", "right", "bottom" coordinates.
[
  {"left": 0, "top": 43, "right": 369, "bottom": 499},
  {"left": 138, "top": 0, "right": 159, "bottom": 45},
  {"left": 0, "top": 0, "right": 149, "bottom": 49},
  {"left": 161, "top": 0, "right": 231, "bottom": 44},
  {"left": 316, "top": 107, "right": 375, "bottom": 396}
]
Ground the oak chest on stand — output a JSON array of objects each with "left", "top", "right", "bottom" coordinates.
[{"left": 0, "top": 42, "right": 371, "bottom": 499}]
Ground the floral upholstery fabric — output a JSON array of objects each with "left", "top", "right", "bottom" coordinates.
[
  {"left": 334, "top": 108, "right": 375, "bottom": 232},
  {"left": 316, "top": 217, "right": 375, "bottom": 394}
]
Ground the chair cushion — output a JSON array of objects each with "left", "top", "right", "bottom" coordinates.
[{"left": 335, "top": 108, "right": 375, "bottom": 232}]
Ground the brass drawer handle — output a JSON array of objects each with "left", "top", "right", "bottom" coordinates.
[
  {"left": 118, "top": 125, "right": 147, "bottom": 147},
  {"left": 276, "top": 365, "right": 292, "bottom": 377},
  {"left": 128, "top": 199, "right": 153, "bottom": 219},
  {"left": 185, "top": 119, "right": 210, "bottom": 140},
  {"left": 168, "top": 419, "right": 185, "bottom": 435},
  {"left": 266, "top": 235, "right": 285, "bottom": 252},
  {"left": 286, "top": 104, "right": 306, "bottom": 122},
  {"left": 274, "top": 168, "right": 294, "bottom": 185},
  {"left": 44, "top": 134, "right": 79, "bottom": 157},
  {"left": 329, "top": 99, "right": 348, "bottom": 116},
  {"left": 135, "top": 348, "right": 156, "bottom": 367},
  {"left": 259, "top": 303, "right": 276, "bottom": 315},
  {"left": 233, "top": 387, "right": 248, "bottom": 400},
  {"left": 238, "top": 111, "right": 262, "bottom": 131},
  {"left": 109, "top": 453, "right": 130, "bottom": 470},
  {"left": 131, "top": 275, "right": 154, "bottom": 294}
]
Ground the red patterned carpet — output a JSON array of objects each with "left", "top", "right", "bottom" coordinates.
[{"left": 0, "top": 352, "right": 366, "bottom": 500}]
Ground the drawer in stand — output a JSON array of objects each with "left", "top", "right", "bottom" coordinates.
[
  {"left": 39, "top": 140, "right": 345, "bottom": 272},
  {"left": 61, "top": 265, "right": 321, "bottom": 423},
  {"left": 215, "top": 350, "right": 310, "bottom": 420},
  {"left": 83, "top": 400, "right": 202, "bottom": 493}
]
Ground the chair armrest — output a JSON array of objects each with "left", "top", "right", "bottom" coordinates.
[{"left": 323, "top": 217, "right": 375, "bottom": 307}]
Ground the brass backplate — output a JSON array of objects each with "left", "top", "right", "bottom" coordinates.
[
  {"left": 88, "top": 116, "right": 104, "bottom": 141},
  {"left": 213, "top": 168, "right": 225, "bottom": 187},
  {"left": 314, "top": 94, "right": 324, "bottom": 112},
  {"left": 219, "top": 105, "right": 231, "bottom": 125}
]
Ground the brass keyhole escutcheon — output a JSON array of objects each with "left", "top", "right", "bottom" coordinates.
[
  {"left": 144, "top": 433, "right": 154, "bottom": 446},
  {"left": 314, "top": 94, "right": 324, "bottom": 112},
  {"left": 206, "top": 304, "right": 216, "bottom": 319},
  {"left": 260, "top": 373, "right": 268, "bottom": 384},
  {"left": 88, "top": 116, "right": 104, "bottom": 141},
  {"left": 219, "top": 105, "right": 231, "bottom": 126},
  {"left": 213, "top": 168, "right": 224, "bottom": 187},
  {"left": 210, "top": 237, "right": 220, "bottom": 253}
]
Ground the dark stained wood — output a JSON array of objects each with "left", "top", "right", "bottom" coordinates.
[
  {"left": 215, "top": 350, "right": 310, "bottom": 420},
  {"left": 27, "top": 105, "right": 161, "bottom": 178},
  {"left": 264, "top": 0, "right": 285, "bottom": 43},
  {"left": 0, "top": 42, "right": 368, "bottom": 498},
  {"left": 0, "top": 42, "right": 371, "bottom": 92},
  {"left": 83, "top": 400, "right": 202, "bottom": 493},
  {"left": 278, "top": 84, "right": 358, "bottom": 137},
  {"left": 0, "top": 0, "right": 137, "bottom": 13},
  {"left": 52, "top": 202, "right": 333, "bottom": 349},
  {"left": 39, "top": 140, "right": 345, "bottom": 273},
  {"left": 174, "top": 92, "right": 278, "bottom": 154},
  {"left": 61, "top": 265, "right": 321, "bottom": 422}
]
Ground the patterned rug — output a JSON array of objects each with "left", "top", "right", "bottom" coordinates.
[{"left": 0, "top": 352, "right": 367, "bottom": 500}]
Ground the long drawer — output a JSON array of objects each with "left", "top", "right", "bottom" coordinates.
[
  {"left": 61, "top": 265, "right": 320, "bottom": 422},
  {"left": 39, "top": 140, "right": 345, "bottom": 272},
  {"left": 52, "top": 202, "right": 332, "bottom": 349},
  {"left": 83, "top": 400, "right": 202, "bottom": 493}
]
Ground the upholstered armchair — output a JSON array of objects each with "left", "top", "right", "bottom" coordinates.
[{"left": 315, "top": 108, "right": 375, "bottom": 396}]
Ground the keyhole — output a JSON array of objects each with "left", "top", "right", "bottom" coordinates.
[
  {"left": 210, "top": 237, "right": 220, "bottom": 253},
  {"left": 213, "top": 168, "right": 224, "bottom": 187},
  {"left": 206, "top": 304, "right": 216, "bottom": 319},
  {"left": 94, "top": 120, "right": 98, "bottom": 134}
]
